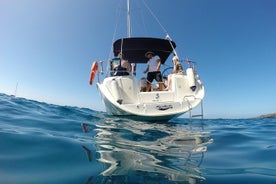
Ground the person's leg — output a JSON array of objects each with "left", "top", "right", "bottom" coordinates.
[
  {"left": 158, "top": 82, "right": 163, "bottom": 91},
  {"left": 146, "top": 83, "right": 151, "bottom": 92},
  {"left": 164, "top": 74, "right": 172, "bottom": 91},
  {"left": 155, "top": 71, "right": 163, "bottom": 91},
  {"left": 146, "top": 72, "right": 153, "bottom": 92}
]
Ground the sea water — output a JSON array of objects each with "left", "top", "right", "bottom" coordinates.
[{"left": 0, "top": 93, "right": 275, "bottom": 184}]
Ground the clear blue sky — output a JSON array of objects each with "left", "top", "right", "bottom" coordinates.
[{"left": 1, "top": 0, "right": 275, "bottom": 118}]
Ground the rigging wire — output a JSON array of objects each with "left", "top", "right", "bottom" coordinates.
[
  {"left": 140, "top": 6, "right": 149, "bottom": 36},
  {"left": 109, "top": 1, "right": 123, "bottom": 59},
  {"left": 106, "top": 0, "right": 178, "bottom": 74},
  {"left": 141, "top": 0, "right": 178, "bottom": 59},
  {"left": 141, "top": 0, "right": 168, "bottom": 36},
  {"left": 106, "top": 1, "right": 124, "bottom": 76}
]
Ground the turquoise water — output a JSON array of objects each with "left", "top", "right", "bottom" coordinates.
[{"left": 1, "top": 93, "right": 276, "bottom": 184}]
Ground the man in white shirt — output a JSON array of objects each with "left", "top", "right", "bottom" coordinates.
[{"left": 143, "top": 51, "right": 163, "bottom": 92}]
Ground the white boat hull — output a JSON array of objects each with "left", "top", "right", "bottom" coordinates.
[{"left": 97, "top": 73, "right": 204, "bottom": 121}]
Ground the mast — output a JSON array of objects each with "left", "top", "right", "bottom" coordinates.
[
  {"left": 11, "top": 82, "right": 18, "bottom": 97},
  {"left": 14, "top": 82, "right": 18, "bottom": 97},
  {"left": 127, "top": 0, "right": 131, "bottom": 37}
]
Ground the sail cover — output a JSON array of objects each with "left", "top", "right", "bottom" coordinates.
[{"left": 113, "top": 37, "right": 176, "bottom": 64}]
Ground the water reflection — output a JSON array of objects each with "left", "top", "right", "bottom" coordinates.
[{"left": 82, "top": 117, "right": 213, "bottom": 183}]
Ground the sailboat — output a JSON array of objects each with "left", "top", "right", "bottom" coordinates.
[
  {"left": 89, "top": 1, "right": 205, "bottom": 121},
  {"left": 11, "top": 82, "right": 18, "bottom": 98}
]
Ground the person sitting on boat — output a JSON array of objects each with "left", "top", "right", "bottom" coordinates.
[
  {"left": 139, "top": 77, "right": 147, "bottom": 92},
  {"left": 121, "top": 60, "right": 131, "bottom": 73},
  {"left": 114, "top": 52, "right": 131, "bottom": 76},
  {"left": 143, "top": 51, "right": 163, "bottom": 91},
  {"left": 164, "top": 56, "right": 184, "bottom": 91}
]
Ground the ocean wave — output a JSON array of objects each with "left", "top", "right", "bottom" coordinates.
[{"left": 1, "top": 93, "right": 276, "bottom": 183}]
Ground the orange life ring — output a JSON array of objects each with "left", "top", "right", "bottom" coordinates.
[{"left": 89, "top": 61, "right": 98, "bottom": 85}]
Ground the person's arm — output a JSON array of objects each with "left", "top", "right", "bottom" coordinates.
[
  {"left": 156, "top": 59, "right": 161, "bottom": 71},
  {"left": 143, "top": 65, "right": 149, "bottom": 73},
  {"left": 173, "top": 60, "right": 177, "bottom": 73}
]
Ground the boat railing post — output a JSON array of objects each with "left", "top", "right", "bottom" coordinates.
[
  {"left": 100, "top": 61, "right": 104, "bottom": 75},
  {"left": 131, "top": 63, "right": 135, "bottom": 76}
]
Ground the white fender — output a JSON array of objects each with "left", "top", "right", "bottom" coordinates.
[
  {"left": 110, "top": 79, "right": 123, "bottom": 104},
  {"left": 186, "top": 68, "right": 196, "bottom": 91}
]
